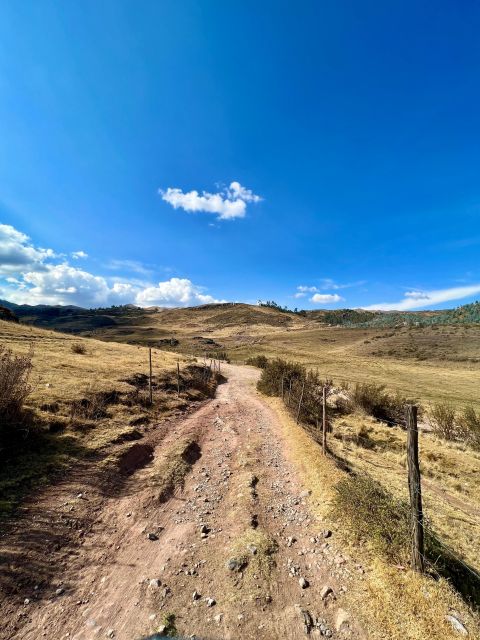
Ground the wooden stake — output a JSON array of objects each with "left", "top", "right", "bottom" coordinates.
[
  {"left": 406, "top": 404, "right": 424, "bottom": 572},
  {"left": 296, "top": 379, "right": 305, "bottom": 424},
  {"left": 148, "top": 348, "right": 153, "bottom": 406},
  {"left": 176, "top": 361, "right": 180, "bottom": 397},
  {"left": 281, "top": 376, "right": 284, "bottom": 400},
  {"left": 322, "top": 386, "right": 327, "bottom": 455}
]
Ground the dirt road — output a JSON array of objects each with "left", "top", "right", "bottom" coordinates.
[{"left": 2, "top": 364, "right": 362, "bottom": 640}]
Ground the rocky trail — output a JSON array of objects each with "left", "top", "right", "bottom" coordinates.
[{"left": 1, "top": 364, "right": 363, "bottom": 640}]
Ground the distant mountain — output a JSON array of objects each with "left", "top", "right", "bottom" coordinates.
[{"left": 0, "top": 299, "right": 479, "bottom": 340}]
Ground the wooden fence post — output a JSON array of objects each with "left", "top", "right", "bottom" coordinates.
[
  {"left": 288, "top": 378, "right": 293, "bottom": 407},
  {"left": 281, "top": 376, "right": 284, "bottom": 400},
  {"left": 322, "top": 386, "right": 327, "bottom": 455},
  {"left": 148, "top": 348, "right": 153, "bottom": 405},
  {"left": 296, "top": 379, "right": 305, "bottom": 424},
  {"left": 406, "top": 404, "right": 424, "bottom": 573},
  {"left": 176, "top": 361, "right": 180, "bottom": 397}
]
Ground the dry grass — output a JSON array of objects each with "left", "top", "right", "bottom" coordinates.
[
  {"left": 0, "top": 320, "right": 193, "bottom": 516},
  {"left": 264, "top": 396, "right": 480, "bottom": 640}
]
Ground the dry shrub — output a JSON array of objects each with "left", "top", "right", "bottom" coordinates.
[
  {"left": 257, "top": 358, "right": 305, "bottom": 396},
  {"left": 0, "top": 346, "right": 33, "bottom": 440},
  {"left": 246, "top": 354, "right": 269, "bottom": 369},
  {"left": 351, "top": 383, "right": 410, "bottom": 425},
  {"left": 71, "top": 342, "right": 87, "bottom": 355},
  {"left": 429, "top": 402, "right": 457, "bottom": 440},
  {"left": 332, "top": 473, "right": 411, "bottom": 563},
  {"left": 458, "top": 406, "right": 480, "bottom": 450}
]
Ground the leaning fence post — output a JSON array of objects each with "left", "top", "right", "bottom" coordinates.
[
  {"left": 296, "top": 379, "right": 305, "bottom": 424},
  {"left": 322, "top": 386, "right": 327, "bottom": 455},
  {"left": 406, "top": 404, "right": 424, "bottom": 573},
  {"left": 148, "top": 348, "right": 153, "bottom": 405}
]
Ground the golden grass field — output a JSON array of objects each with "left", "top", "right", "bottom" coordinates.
[
  {"left": 0, "top": 319, "right": 193, "bottom": 515},
  {"left": 55, "top": 303, "right": 480, "bottom": 409}
]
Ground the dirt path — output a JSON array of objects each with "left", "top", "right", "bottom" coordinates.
[{"left": 1, "top": 364, "right": 362, "bottom": 640}]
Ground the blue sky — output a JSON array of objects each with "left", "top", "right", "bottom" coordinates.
[{"left": 1, "top": 0, "right": 480, "bottom": 310}]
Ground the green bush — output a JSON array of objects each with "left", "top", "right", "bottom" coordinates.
[
  {"left": 429, "top": 402, "right": 457, "bottom": 440},
  {"left": 257, "top": 358, "right": 305, "bottom": 396}
]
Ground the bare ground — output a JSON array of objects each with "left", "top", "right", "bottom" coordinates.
[{"left": 1, "top": 364, "right": 363, "bottom": 640}]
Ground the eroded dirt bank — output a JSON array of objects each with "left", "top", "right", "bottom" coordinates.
[{"left": 1, "top": 364, "right": 362, "bottom": 640}]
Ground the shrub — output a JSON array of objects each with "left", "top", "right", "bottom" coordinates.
[
  {"left": 246, "top": 355, "right": 269, "bottom": 369},
  {"left": 351, "top": 383, "right": 409, "bottom": 424},
  {"left": 429, "top": 402, "right": 457, "bottom": 440},
  {"left": 71, "top": 342, "right": 87, "bottom": 355},
  {"left": 332, "top": 473, "right": 411, "bottom": 562},
  {"left": 458, "top": 406, "right": 480, "bottom": 450},
  {"left": 257, "top": 358, "right": 305, "bottom": 396},
  {"left": 0, "top": 346, "right": 33, "bottom": 441}
]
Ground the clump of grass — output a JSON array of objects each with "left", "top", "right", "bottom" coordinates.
[
  {"left": 0, "top": 345, "right": 33, "bottom": 444},
  {"left": 332, "top": 473, "right": 411, "bottom": 563},
  {"left": 429, "top": 402, "right": 457, "bottom": 440},
  {"left": 71, "top": 342, "right": 87, "bottom": 355}
]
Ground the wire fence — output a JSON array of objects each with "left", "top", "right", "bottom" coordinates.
[{"left": 264, "top": 365, "right": 480, "bottom": 604}]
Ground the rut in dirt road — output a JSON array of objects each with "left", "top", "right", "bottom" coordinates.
[{"left": 3, "top": 364, "right": 362, "bottom": 640}]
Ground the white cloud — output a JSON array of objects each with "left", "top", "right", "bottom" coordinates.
[
  {"left": 311, "top": 293, "right": 344, "bottom": 304},
  {"left": 0, "top": 224, "right": 55, "bottom": 275},
  {"left": 135, "top": 277, "right": 222, "bottom": 307},
  {"left": 0, "top": 222, "right": 224, "bottom": 309},
  {"left": 363, "top": 285, "right": 480, "bottom": 311},
  {"left": 160, "top": 181, "right": 262, "bottom": 220},
  {"left": 71, "top": 250, "right": 88, "bottom": 259}
]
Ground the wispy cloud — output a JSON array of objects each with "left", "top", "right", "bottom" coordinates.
[
  {"left": 294, "top": 279, "right": 365, "bottom": 299},
  {"left": 363, "top": 285, "right": 480, "bottom": 311},
  {"left": 311, "top": 293, "right": 344, "bottom": 304},
  {"left": 71, "top": 250, "right": 88, "bottom": 259},
  {"left": 159, "top": 181, "right": 262, "bottom": 220}
]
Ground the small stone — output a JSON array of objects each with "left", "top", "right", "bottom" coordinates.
[
  {"left": 247, "top": 545, "right": 257, "bottom": 555},
  {"left": 322, "top": 530, "right": 332, "bottom": 538},
  {"left": 200, "top": 524, "right": 210, "bottom": 534},
  {"left": 206, "top": 597, "right": 216, "bottom": 607},
  {"left": 193, "top": 590, "right": 201, "bottom": 601},
  {"left": 55, "top": 588, "right": 65, "bottom": 596},
  {"left": 299, "top": 490, "right": 311, "bottom": 498},
  {"left": 24, "top": 598, "right": 30, "bottom": 605},
  {"left": 147, "top": 533, "right": 158, "bottom": 541},
  {"left": 77, "top": 493, "right": 84, "bottom": 499},
  {"left": 157, "top": 625, "right": 166, "bottom": 634},
  {"left": 335, "top": 608, "right": 350, "bottom": 631},
  {"left": 446, "top": 614, "right": 468, "bottom": 636},
  {"left": 321, "top": 586, "right": 333, "bottom": 599},
  {"left": 149, "top": 578, "right": 161, "bottom": 588},
  {"left": 299, "top": 577, "right": 309, "bottom": 589},
  {"left": 149, "top": 614, "right": 156, "bottom": 621},
  {"left": 226, "top": 558, "right": 245, "bottom": 572},
  {"left": 106, "top": 630, "right": 115, "bottom": 638},
  {"left": 287, "top": 536, "right": 297, "bottom": 547},
  {"left": 214, "top": 613, "right": 223, "bottom": 624}
]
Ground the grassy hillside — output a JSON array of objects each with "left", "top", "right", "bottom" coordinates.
[
  {"left": 0, "top": 320, "right": 213, "bottom": 517},
  {"left": 2, "top": 300, "right": 480, "bottom": 409}
]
